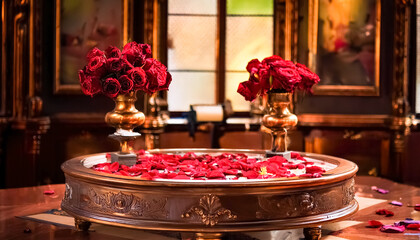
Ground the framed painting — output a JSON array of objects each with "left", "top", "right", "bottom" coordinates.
[
  {"left": 55, "top": 0, "right": 131, "bottom": 94},
  {"left": 308, "top": 0, "right": 381, "bottom": 96}
]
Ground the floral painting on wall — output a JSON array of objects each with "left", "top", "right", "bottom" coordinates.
[
  {"left": 55, "top": 0, "right": 128, "bottom": 93},
  {"left": 308, "top": 0, "right": 381, "bottom": 96}
]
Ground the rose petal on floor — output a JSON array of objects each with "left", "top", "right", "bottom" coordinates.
[
  {"left": 377, "top": 188, "right": 389, "bottom": 194},
  {"left": 380, "top": 225, "right": 405, "bottom": 233},
  {"left": 390, "top": 201, "right": 403, "bottom": 206},
  {"left": 406, "top": 224, "right": 420, "bottom": 230},
  {"left": 43, "top": 190, "right": 55, "bottom": 195},
  {"left": 375, "top": 209, "right": 394, "bottom": 217},
  {"left": 367, "top": 220, "right": 383, "bottom": 228}
]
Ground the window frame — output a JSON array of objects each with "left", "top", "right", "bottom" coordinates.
[{"left": 149, "top": 0, "right": 293, "bottom": 116}]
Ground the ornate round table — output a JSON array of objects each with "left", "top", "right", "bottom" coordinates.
[{"left": 61, "top": 149, "right": 358, "bottom": 240}]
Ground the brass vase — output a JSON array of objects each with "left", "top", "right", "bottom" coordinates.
[
  {"left": 262, "top": 92, "right": 298, "bottom": 155},
  {"left": 105, "top": 91, "right": 145, "bottom": 165}
]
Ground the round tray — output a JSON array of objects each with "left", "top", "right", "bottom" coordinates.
[{"left": 61, "top": 149, "right": 358, "bottom": 233}]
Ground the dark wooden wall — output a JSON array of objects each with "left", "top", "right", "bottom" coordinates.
[{"left": 0, "top": 0, "right": 418, "bottom": 188}]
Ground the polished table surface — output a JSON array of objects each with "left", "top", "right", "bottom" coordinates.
[{"left": 0, "top": 176, "right": 419, "bottom": 240}]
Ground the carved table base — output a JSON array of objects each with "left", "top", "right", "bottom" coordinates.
[{"left": 61, "top": 149, "right": 358, "bottom": 236}]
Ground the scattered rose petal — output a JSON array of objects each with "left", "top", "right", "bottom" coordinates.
[
  {"left": 376, "top": 209, "right": 394, "bottom": 217},
  {"left": 377, "top": 188, "right": 389, "bottom": 194},
  {"left": 23, "top": 228, "right": 31, "bottom": 233},
  {"left": 415, "top": 204, "right": 420, "bottom": 211},
  {"left": 92, "top": 152, "right": 327, "bottom": 181},
  {"left": 367, "top": 220, "right": 383, "bottom": 228},
  {"left": 406, "top": 224, "right": 420, "bottom": 230},
  {"left": 395, "top": 219, "right": 420, "bottom": 226},
  {"left": 390, "top": 201, "right": 403, "bottom": 206},
  {"left": 109, "top": 162, "right": 119, "bottom": 172},
  {"left": 43, "top": 190, "right": 55, "bottom": 195},
  {"left": 371, "top": 186, "right": 389, "bottom": 194},
  {"left": 380, "top": 225, "right": 405, "bottom": 233}
]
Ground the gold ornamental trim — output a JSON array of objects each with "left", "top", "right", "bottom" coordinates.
[{"left": 182, "top": 194, "right": 237, "bottom": 226}]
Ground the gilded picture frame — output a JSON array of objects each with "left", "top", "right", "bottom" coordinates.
[
  {"left": 308, "top": 0, "right": 381, "bottom": 96},
  {"left": 55, "top": 0, "right": 132, "bottom": 94}
]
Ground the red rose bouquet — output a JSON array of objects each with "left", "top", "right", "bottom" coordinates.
[
  {"left": 237, "top": 55, "right": 320, "bottom": 101},
  {"left": 79, "top": 41, "right": 172, "bottom": 98}
]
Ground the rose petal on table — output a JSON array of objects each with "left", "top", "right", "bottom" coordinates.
[
  {"left": 406, "top": 224, "right": 420, "bottom": 230},
  {"left": 396, "top": 219, "right": 420, "bottom": 226},
  {"left": 109, "top": 162, "right": 119, "bottom": 172},
  {"left": 380, "top": 225, "right": 405, "bottom": 233},
  {"left": 43, "top": 190, "right": 55, "bottom": 195},
  {"left": 367, "top": 220, "right": 383, "bottom": 228},
  {"left": 371, "top": 186, "right": 378, "bottom": 191},
  {"left": 376, "top": 209, "right": 394, "bottom": 217},
  {"left": 377, "top": 188, "right": 389, "bottom": 194},
  {"left": 390, "top": 201, "right": 403, "bottom": 206},
  {"left": 415, "top": 204, "right": 420, "bottom": 211}
]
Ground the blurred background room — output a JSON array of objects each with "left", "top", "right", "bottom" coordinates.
[{"left": 0, "top": 0, "right": 419, "bottom": 189}]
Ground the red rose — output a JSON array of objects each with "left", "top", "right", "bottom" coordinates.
[
  {"left": 237, "top": 80, "right": 261, "bottom": 101},
  {"left": 246, "top": 59, "right": 262, "bottom": 74},
  {"left": 80, "top": 42, "right": 171, "bottom": 99},
  {"left": 106, "top": 57, "right": 124, "bottom": 73},
  {"left": 86, "top": 47, "right": 105, "bottom": 61},
  {"left": 257, "top": 66, "right": 271, "bottom": 93},
  {"left": 246, "top": 59, "right": 263, "bottom": 83},
  {"left": 79, "top": 70, "right": 101, "bottom": 96},
  {"left": 118, "top": 75, "right": 134, "bottom": 94},
  {"left": 159, "top": 72, "right": 172, "bottom": 91},
  {"left": 139, "top": 43, "right": 152, "bottom": 58},
  {"left": 261, "top": 55, "right": 283, "bottom": 65},
  {"left": 271, "top": 59, "right": 297, "bottom": 69},
  {"left": 102, "top": 78, "right": 121, "bottom": 98},
  {"left": 143, "top": 58, "right": 168, "bottom": 93},
  {"left": 121, "top": 58, "right": 134, "bottom": 72},
  {"left": 122, "top": 42, "right": 146, "bottom": 67},
  {"left": 127, "top": 67, "right": 147, "bottom": 89},
  {"left": 86, "top": 56, "right": 106, "bottom": 73},
  {"left": 296, "top": 63, "right": 320, "bottom": 93},
  {"left": 271, "top": 67, "right": 301, "bottom": 92},
  {"left": 105, "top": 46, "right": 122, "bottom": 59}
]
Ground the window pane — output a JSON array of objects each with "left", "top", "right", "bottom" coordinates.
[
  {"left": 169, "top": 0, "right": 217, "bottom": 15},
  {"left": 225, "top": 72, "right": 251, "bottom": 112},
  {"left": 227, "top": 0, "right": 273, "bottom": 15},
  {"left": 168, "top": 72, "right": 216, "bottom": 111},
  {"left": 226, "top": 17, "right": 273, "bottom": 71},
  {"left": 168, "top": 16, "right": 217, "bottom": 71}
]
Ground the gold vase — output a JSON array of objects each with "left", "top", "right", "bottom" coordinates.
[
  {"left": 262, "top": 92, "right": 298, "bottom": 153},
  {"left": 105, "top": 91, "right": 145, "bottom": 164}
]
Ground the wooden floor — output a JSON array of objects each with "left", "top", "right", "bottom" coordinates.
[{"left": 0, "top": 176, "right": 419, "bottom": 240}]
